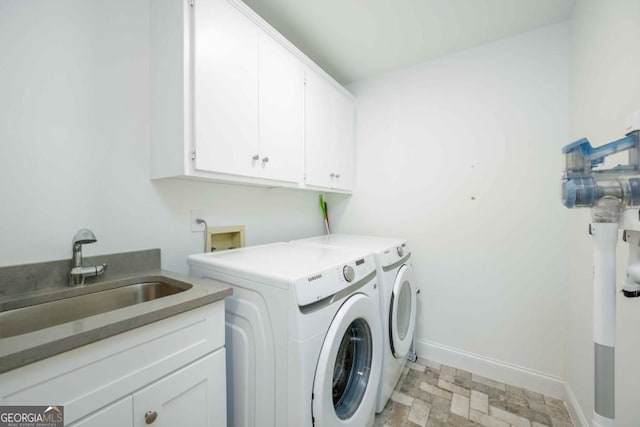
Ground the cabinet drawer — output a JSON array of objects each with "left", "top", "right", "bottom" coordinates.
[
  {"left": 70, "top": 350, "right": 225, "bottom": 427},
  {"left": 69, "top": 397, "right": 133, "bottom": 427},
  {"left": 0, "top": 302, "right": 224, "bottom": 424}
]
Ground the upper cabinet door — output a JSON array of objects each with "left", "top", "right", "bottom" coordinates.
[
  {"left": 304, "top": 70, "right": 336, "bottom": 189},
  {"left": 332, "top": 91, "right": 355, "bottom": 191},
  {"left": 258, "top": 31, "right": 304, "bottom": 183},
  {"left": 304, "top": 69, "right": 355, "bottom": 191},
  {"left": 193, "top": 0, "right": 259, "bottom": 176}
]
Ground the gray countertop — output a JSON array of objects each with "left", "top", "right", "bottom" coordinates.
[{"left": 0, "top": 269, "right": 232, "bottom": 374}]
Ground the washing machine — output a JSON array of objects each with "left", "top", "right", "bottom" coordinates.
[
  {"left": 188, "top": 242, "right": 382, "bottom": 427},
  {"left": 292, "top": 234, "right": 417, "bottom": 413}
]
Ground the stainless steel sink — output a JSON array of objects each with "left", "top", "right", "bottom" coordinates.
[{"left": 0, "top": 280, "right": 192, "bottom": 338}]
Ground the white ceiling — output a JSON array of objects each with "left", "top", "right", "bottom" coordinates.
[{"left": 242, "top": 0, "right": 576, "bottom": 84}]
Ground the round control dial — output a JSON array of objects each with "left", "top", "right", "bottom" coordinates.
[
  {"left": 397, "top": 246, "right": 404, "bottom": 257},
  {"left": 343, "top": 265, "right": 355, "bottom": 282}
]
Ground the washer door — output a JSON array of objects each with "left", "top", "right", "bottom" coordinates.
[
  {"left": 312, "top": 293, "right": 382, "bottom": 426},
  {"left": 390, "top": 264, "right": 417, "bottom": 358}
]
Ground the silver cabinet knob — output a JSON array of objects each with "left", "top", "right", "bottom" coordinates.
[
  {"left": 262, "top": 156, "right": 269, "bottom": 163},
  {"left": 252, "top": 154, "right": 259, "bottom": 161},
  {"left": 330, "top": 173, "right": 335, "bottom": 178},
  {"left": 335, "top": 173, "right": 340, "bottom": 178},
  {"left": 145, "top": 411, "right": 158, "bottom": 425}
]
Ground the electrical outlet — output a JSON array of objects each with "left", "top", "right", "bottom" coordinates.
[{"left": 191, "top": 209, "right": 206, "bottom": 232}]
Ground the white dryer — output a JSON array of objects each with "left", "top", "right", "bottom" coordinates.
[
  {"left": 292, "top": 234, "right": 417, "bottom": 413},
  {"left": 188, "top": 242, "right": 382, "bottom": 427}
]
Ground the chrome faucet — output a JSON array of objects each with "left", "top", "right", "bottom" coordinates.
[{"left": 69, "top": 228, "right": 107, "bottom": 286}]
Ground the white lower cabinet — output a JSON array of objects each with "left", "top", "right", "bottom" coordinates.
[
  {"left": 0, "top": 303, "right": 226, "bottom": 427},
  {"left": 70, "top": 350, "right": 225, "bottom": 427},
  {"left": 71, "top": 397, "right": 133, "bottom": 427},
  {"left": 133, "top": 351, "right": 225, "bottom": 427}
]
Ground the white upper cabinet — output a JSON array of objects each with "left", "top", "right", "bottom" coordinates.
[
  {"left": 193, "top": 0, "right": 259, "bottom": 177},
  {"left": 150, "top": 0, "right": 352, "bottom": 192},
  {"left": 304, "top": 70, "right": 355, "bottom": 191},
  {"left": 333, "top": 91, "right": 355, "bottom": 191},
  {"left": 257, "top": 31, "right": 304, "bottom": 183},
  {"left": 194, "top": 0, "right": 303, "bottom": 183},
  {"left": 303, "top": 70, "right": 334, "bottom": 189}
]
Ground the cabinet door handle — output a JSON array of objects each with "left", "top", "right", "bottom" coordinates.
[
  {"left": 145, "top": 410, "right": 158, "bottom": 424},
  {"left": 335, "top": 173, "right": 341, "bottom": 178},
  {"left": 252, "top": 154, "right": 259, "bottom": 161},
  {"left": 262, "top": 156, "right": 269, "bottom": 163},
  {"left": 330, "top": 173, "right": 335, "bottom": 178}
]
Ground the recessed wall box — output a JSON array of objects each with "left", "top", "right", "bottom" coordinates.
[{"left": 206, "top": 226, "right": 246, "bottom": 252}]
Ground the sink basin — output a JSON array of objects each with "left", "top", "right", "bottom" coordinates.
[{"left": 0, "top": 280, "right": 192, "bottom": 338}]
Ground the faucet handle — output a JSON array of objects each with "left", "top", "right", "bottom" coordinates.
[{"left": 69, "top": 262, "right": 107, "bottom": 286}]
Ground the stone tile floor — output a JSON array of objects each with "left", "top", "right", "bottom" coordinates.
[{"left": 374, "top": 358, "right": 573, "bottom": 427}]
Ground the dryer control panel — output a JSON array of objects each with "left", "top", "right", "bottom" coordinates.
[
  {"left": 294, "top": 254, "right": 376, "bottom": 307},
  {"left": 379, "top": 242, "right": 410, "bottom": 269}
]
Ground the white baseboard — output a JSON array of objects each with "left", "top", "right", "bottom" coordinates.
[
  {"left": 564, "top": 382, "right": 589, "bottom": 427},
  {"left": 415, "top": 339, "right": 565, "bottom": 398}
]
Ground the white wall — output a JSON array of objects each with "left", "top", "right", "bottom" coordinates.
[
  {"left": 568, "top": 1, "right": 640, "bottom": 425},
  {"left": 330, "top": 23, "right": 570, "bottom": 390},
  {"left": 0, "top": 0, "right": 324, "bottom": 274}
]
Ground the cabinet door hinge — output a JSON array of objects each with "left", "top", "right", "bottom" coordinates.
[{"left": 191, "top": 147, "right": 196, "bottom": 160}]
